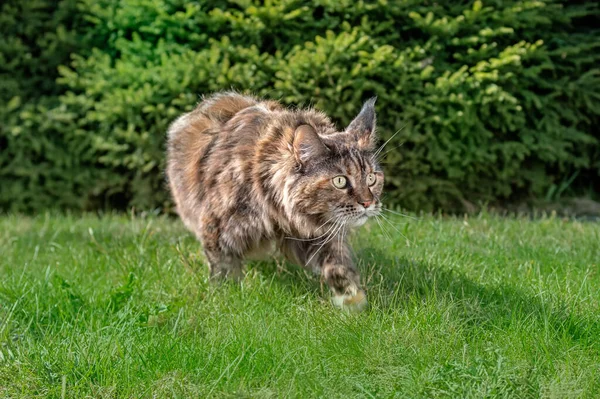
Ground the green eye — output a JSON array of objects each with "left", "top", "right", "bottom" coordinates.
[
  {"left": 333, "top": 176, "right": 348, "bottom": 189},
  {"left": 367, "top": 173, "right": 376, "bottom": 186}
]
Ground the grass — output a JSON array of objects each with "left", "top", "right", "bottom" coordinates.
[{"left": 0, "top": 212, "right": 599, "bottom": 398}]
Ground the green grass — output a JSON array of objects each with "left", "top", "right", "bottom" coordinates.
[{"left": 1, "top": 213, "right": 599, "bottom": 398}]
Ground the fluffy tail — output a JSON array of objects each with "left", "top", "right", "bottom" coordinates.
[
  {"left": 195, "top": 91, "right": 260, "bottom": 125},
  {"left": 167, "top": 91, "right": 258, "bottom": 141}
]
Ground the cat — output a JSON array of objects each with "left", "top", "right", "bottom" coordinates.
[{"left": 166, "top": 92, "right": 384, "bottom": 311}]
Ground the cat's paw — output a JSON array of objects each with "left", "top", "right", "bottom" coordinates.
[{"left": 332, "top": 290, "right": 368, "bottom": 313}]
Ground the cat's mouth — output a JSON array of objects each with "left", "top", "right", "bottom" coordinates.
[
  {"left": 332, "top": 204, "right": 381, "bottom": 228},
  {"left": 351, "top": 207, "right": 380, "bottom": 227},
  {"left": 352, "top": 214, "right": 369, "bottom": 227}
]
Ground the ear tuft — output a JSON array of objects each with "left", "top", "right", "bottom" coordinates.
[
  {"left": 346, "top": 97, "right": 377, "bottom": 149},
  {"left": 293, "top": 124, "right": 329, "bottom": 165}
]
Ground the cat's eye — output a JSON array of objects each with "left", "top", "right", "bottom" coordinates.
[
  {"left": 367, "top": 173, "right": 377, "bottom": 186},
  {"left": 332, "top": 176, "right": 348, "bottom": 189}
]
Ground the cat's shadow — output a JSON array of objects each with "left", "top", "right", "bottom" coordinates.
[{"left": 250, "top": 247, "right": 598, "bottom": 351}]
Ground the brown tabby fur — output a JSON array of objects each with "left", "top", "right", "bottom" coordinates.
[{"left": 166, "top": 92, "right": 384, "bottom": 310}]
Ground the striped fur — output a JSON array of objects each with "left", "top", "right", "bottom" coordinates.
[{"left": 166, "top": 92, "right": 384, "bottom": 310}]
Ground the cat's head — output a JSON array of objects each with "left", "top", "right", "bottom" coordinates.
[{"left": 290, "top": 98, "right": 384, "bottom": 228}]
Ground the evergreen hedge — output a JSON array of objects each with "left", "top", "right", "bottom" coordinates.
[{"left": 1, "top": 0, "right": 599, "bottom": 212}]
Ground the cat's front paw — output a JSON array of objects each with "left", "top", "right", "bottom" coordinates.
[{"left": 332, "top": 289, "right": 368, "bottom": 313}]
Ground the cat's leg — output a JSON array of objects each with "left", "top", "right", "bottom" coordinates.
[
  {"left": 282, "top": 238, "right": 367, "bottom": 312},
  {"left": 204, "top": 249, "right": 244, "bottom": 281},
  {"left": 320, "top": 244, "right": 367, "bottom": 312},
  {"left": 200, "top": 224, "right": 244, "bottom": 281}
]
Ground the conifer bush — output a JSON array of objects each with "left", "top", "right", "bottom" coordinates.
[{"left": 1, "top": 0, "right": 599, "bottom": 212}]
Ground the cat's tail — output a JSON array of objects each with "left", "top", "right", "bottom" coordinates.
[
  {"left": 167, "top": 91, "right": 258, "bottom": 142},
  {"left": 195, "top": 91, "right": 261, "bottom": 125}
]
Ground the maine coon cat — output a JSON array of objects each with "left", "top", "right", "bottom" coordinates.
[{"left": 166, "top": 92, "right": 384, "bottom": 311}]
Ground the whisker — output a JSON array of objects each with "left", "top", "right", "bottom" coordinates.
[
  {"left": 314, "top": 215, "right": 338, "bottom": 231},
  {"left": 312, "top": 218, "right": 346, "bottom": 246},
  {"left": 372, "top": 124, "right": 407, "bottom": 158},
  {"left": 304, "top": 225, "right": 339, "bottom": 267},
  {"left": 374, "top": 215, "right": 392, "bottom": 241},
  {"left": 305, "top": 221, "right": 344, "bottom": 267},
  {"left": 378, "top": 142, "right": 405, "bottom": 159},
  {"left": 379, "top": 214, "right": 412, "bottom": 245},
  {"left": 285, "top": 215, "right": 337, "bottom": 241},
  {"left": 382, "top": 208, "right": 418, "bottom": 220},
  {"left": 337, "top": 223, "right": 345, "bottom": 255}
]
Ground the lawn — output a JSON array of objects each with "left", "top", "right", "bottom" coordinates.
[{"left": 1, "top": 213, "right": 599, "bottom": 398}]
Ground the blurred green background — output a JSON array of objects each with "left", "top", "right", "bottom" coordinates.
[{"left": 1, "top": 0, "right": 599, "bottom": 213}]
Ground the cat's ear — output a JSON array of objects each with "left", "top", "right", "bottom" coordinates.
[
  {"left": 293, "top": 124, "right": 329, "bottom": 164},
  {"left": 346, "top": 97, "right": 377, "bottom": 150}
]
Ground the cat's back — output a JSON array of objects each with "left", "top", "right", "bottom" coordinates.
[
  {"left": 166, "top": 92, "right": 283, "bottom": 179},
  {"left": 166, "top": 92, "right": 283, "bottom": 230}
]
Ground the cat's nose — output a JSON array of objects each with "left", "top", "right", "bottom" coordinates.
[{"left": 359, "top": 200, "right": 372, "bottom": 208}]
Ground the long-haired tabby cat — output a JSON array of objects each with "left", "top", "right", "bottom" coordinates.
[{"left": 166, "top": 92, "right": 383, "bottom": 311}]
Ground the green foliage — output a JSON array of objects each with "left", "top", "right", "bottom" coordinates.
[
  {"left": 1, "top": 0, "right": 599, "bottom": 212},
  {"left": 0, "top": 0, "right": 98, "bottom": 210}
]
